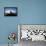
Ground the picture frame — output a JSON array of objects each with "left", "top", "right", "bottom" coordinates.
[{"left": 4, "top": 7, "right": 18, "bottom": 16}]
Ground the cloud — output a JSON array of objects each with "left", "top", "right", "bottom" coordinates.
[{"left": 5, "top": 9, "right": 16, "bottom": 14}]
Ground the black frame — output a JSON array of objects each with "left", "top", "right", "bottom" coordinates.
[{"left": 4, "top": 7, "right": 18, "bottom": 16}]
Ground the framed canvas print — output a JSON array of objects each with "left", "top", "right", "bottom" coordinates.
[
  {"left": 4, "top": 7, "right": 17, "bottom": 16},
  {"left": 18, "top": 24, "right": 46, "bottom": 46},
  {"left": 18, "top": 24, "right": 46, "bottom": 41}
]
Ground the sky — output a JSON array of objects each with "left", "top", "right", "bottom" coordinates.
[{"left": 5, "top": 7, "right": 17, "bottom": 13}]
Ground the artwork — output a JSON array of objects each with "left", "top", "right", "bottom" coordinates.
[
  {"left": 4, "top": 7, "right": 17, "bottom": 16},
  {"left": 18, "top": 25, "right": 46, "bottom": 41}
]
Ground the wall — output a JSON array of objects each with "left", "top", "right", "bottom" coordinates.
[
  {"left": 0, "top": 0, "right": 46, "bottom": 44},
  {"left": 20, "top": 0, "right": 46, "bottom": 24},
  {"left": 0, "top": 0, "right": 20, "bottom": 44}
]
